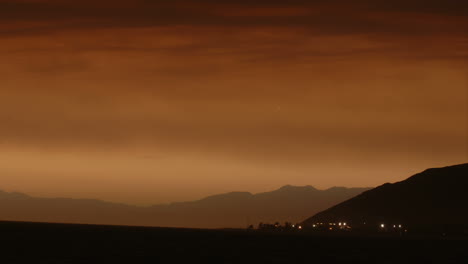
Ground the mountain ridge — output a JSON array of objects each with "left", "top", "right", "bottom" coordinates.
[
  {"left": 302, "top": 163, "right": 468, "bottom": 232},
  {"left": 0, "top": 185, "right": 370, "bottom": 228}
]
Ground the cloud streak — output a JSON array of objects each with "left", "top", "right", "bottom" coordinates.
[
  {"left": 0, "top": 0, "right": 466, "bottom": 36},
  {"left": 0, "top": 0, "right": 466, "bottom": 203}
]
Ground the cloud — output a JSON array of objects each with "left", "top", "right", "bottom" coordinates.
[
  {"left": 0, "top": 0, "right": 466, "bottom": 37},
  {"left": 1, "top": 0, "right": 466, "bottom": 69},
  {"left": 0, "top": 0, "right": 466, "bottom": 203},
  {"left": 0, "top": 0, "right": 466, "bottom": 161}
]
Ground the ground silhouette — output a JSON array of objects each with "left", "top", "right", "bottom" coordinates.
[
  {"left": 0, "top": 221, "right": 467, "bottom": 264},
  {"left": 303, "top": 163, "right": 468, "bottom": 234}
]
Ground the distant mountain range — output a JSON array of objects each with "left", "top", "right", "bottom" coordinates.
[
  {"left": 302, "top": 164, "right": 468, "bottom": 232},
  {"left": 0, "top": 185, "right": 370, "bottom": 228}
]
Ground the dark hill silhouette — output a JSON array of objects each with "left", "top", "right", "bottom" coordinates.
[
  {"left": 302, "top": 164, "right": 468, "bottom": 232},
  {"left": 0, "top": 185, "right": 370, "bottom": 229}
]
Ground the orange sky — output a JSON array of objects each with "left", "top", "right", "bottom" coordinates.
[{"left": 0, "top": 0, "right": 467, "bottom": 205}]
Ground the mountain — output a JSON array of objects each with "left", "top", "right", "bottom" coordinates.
[
  {"left": 0, "top": 185, "right": 370, "bottom": 229},
  {"left": 151, "top": 185, "right": 370, "bottom": 228},
  {"left": 302, "top": 164, "right": 468, "bottom": 233}
]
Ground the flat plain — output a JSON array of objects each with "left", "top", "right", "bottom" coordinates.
[{"left": 1, "top": 221, "right": 467, "bottom": 264}]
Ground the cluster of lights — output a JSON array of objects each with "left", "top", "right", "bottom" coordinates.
[
  {"left": 312, "top": 222, "right": 349, "bottom": 229},
  {"left": 380, "top": 223, "right": 403, "bottom": 229},
  {"left": 289, "top": 224, "right": 302, "bottom": 230},
  {"left": 257, "top": 223, "right": 305, "bottom": 231},
  {"left": 306, "top": 221, "right": 408, "bottom": 232},
  {"left": 327, "top": 222, "right": 348, "bottom": 226}
]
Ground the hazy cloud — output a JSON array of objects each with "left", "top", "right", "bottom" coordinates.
[
  {"left": 0, "top": 0, "right": 466, "bottom": 36},
  {"left": 0, "top": 0, "right": 466, "bottom": 203}
]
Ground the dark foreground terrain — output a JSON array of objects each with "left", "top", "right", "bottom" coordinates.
[{"left": 1, "top": 221, "right": 467, "bottom": 264}]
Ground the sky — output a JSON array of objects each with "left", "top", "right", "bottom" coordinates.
[{"left": 0, "top": 0, "right": 467, "bottom": 205}]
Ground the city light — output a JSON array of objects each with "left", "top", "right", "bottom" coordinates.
[{"left": 380, "top": 224, "right": 385, "bottom": 228}]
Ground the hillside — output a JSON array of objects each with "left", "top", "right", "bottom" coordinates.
[{"left": 302, "top": 164, "right": 468, "bottom": 232}]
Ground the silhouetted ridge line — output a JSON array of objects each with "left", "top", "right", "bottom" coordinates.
[
  {"left": 302, "top": 163, "right": 468, "bottom": 233},
  {"left": 0, "top": 185, "right": 370, "bottom": 228}
]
